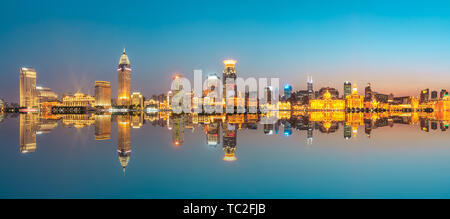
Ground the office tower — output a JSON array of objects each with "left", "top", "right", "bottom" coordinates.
[
  {"left": 117, "top": 49, "right": 131, "bottom": 106},
  {"left": 431, "top": 91, "right": 438, "bottom": 100},
  {"left": 265, "top": 86, "right": 273, "bottom": 104},
  {"left": 223, "top": 60, "right": 237, "bottom": 109},
  {"left": 94, "top": 81, "right": 111, "bottom": 108},
  {"left": 222, "top": 122, "right": 237, "bottom": 162},
  {"left": 307, "top": 76, "right": 314, "bottom": 100},
  {"left": 20, "top": 67, "right": 38, "bottom": 109},
  {"left": 420, "top": 89, "right": 429, "bottom": 103},
  {"left": 117, "top": 115, "right": 131, "bottom": 174},
  {"left": 20, "top": 113, "right": 38, "bottom": 153},
  {"left": 364, "top": 83, "right": 373, "bottom": 102},
  {"left": 131, "top": 92, "right": 143, "bottom": 109},
  {"left": 284, "top": 84, "right": 292, "bottom": 99},
  {"left": 94, "top": 114, "right": 111, "bottom": 140},
  {"left": 344, "top": 81, "right": 352, "bottom": 98}
]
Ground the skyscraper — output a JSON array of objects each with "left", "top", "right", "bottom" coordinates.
[
  {"left": 344, "top": 81, "right": 352, "bottom": 98},
  {"left": 284, "top": 84, "right": 292, "bottom": 99},
  {"left": 117, "top": 49, "right": 131, "bottom": 106},
  {"left": 20, "top": 113, "right": 38, "bottom": 153},
  {"left": 223, "top": 59, "right": 237, "bottom": 110},
  {"left": 420, "top": 89, "right": 429, "bottom": 103},
  {"left": 364, "top": 83, "right": 373, "bottom": 102},
  {"left": 94, "top": 81, "right": 111, "bottom": 108},
  {"left": 307, "top": 76, "right": 314, "bottom": 100},
  {"left": 117, "top": 115, "right": 131, "bottom": 174},
  {"left": 20, "top": 67, "right": 38, "bottom": 109}
]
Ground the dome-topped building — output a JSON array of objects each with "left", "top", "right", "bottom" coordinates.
[{"left": 117, "top": 49, "right": 131, "bottom": 106}]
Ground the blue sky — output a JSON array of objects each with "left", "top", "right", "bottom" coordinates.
[{"left": 2, "top": 0, "right": 450, "bottom": 102}]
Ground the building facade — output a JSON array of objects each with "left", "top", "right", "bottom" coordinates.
[
  {"left": 20, "top": 67, "right": 38, "bottom": 109},
  {"left": 131, "top": 92, "right": 143, "bottom": 109},
  {"left": 94, "top": 81, "right": 111, "bottom": 108},
  {"left": 62, "top": 91, "right": 95, "bottom": 107},
  {"left": 117, "top": 49, "right": 131, "bottom": 106}
]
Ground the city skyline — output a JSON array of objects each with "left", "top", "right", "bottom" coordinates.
[{"left": 3, "top": 1, "right": 450, "bottom": 102}]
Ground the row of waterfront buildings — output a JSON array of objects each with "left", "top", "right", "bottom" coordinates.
[
  {"left": 7, "top": 51, "right": 450, "bottom": 114},
  {"left": 17, "top": 49, "right": 146, "bottom": 113}
]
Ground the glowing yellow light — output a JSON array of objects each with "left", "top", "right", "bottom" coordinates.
[
  {"left": 223, "top": 59, "right": 237, "bottom": 67},
  {"left": 223, "top": 153, "right": 237, "bottom": 162}
]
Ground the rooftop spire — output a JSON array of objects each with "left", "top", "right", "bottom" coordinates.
[{"left": 123, "top": 48, "right": 126, "bottom": 54}]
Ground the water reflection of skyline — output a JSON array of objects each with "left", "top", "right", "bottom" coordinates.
[{"left": 14, "top": 111, "right": 450, "bottom": 172}]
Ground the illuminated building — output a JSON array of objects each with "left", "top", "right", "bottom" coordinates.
[
  {"left": 222, "top": 60, "right": 237, "bottom": 110},
  {"left": 364, "top": 83, "right": 373, "bottom": 102},
  {"left": 40, "top": 101, "right": 61, "bottom": 113},
  {"left": 309, "top": 91, "right": 345, "bottom": 111},
  {"left": 344, "top": 124, "right": 352, "bottom": 139},
  {"left": 117, "top": 49, "right": 131, "bottom": 106},
  {"left": 20, "top": 113, "right": 38, "bottom": 154},
  {"left": 131, "top": 113, "right": 144, "bottom": 128},
  {"left": 62, "top": 91, "right": 95, "bottom": 107},
  {"left": 344, "top": 81, "right": 352, "bottom": 99},
  {"left": 0, "top": 99, "right": 4, "bottom": 112},
  {"left": 420, "top": 89, "right": 429, "bottom": 103},
  {"left": 171, "top": 74, "right": 184, "bottom": 111},
  {"left": 37, "top": 87, "right": 58, "bottom": 103},
  {"left": 206, "top": 122, "right": 220, "bottom": 146},
  {"left": 172, "top": 114, "right": 185, "bottom": 146},
  {"left": 265, "top": 86, "right": 273, "bottom": 104},
  {"left": 307, "top": 76, "right": 314, "bottom": 100},
  {"left": 264, "top": 124, "right": 274, "bottom": 135},
  {"left": 345, "top": 85, "right": 364, "bottom": 109},
  {"left": 284, "top": 84, "right": 292, "bottom": 100},
  {"left": 117, "top": 115, "right": 131, "bottom": 174},
  {"left": 318, "top": 87, "right": 339, "bottom": 99},
  {"left": 94, "top": 114, "right": 111, "bottom": 140},
  {"left": 201, "top": 73, "right": 221, "bottom": 110},
  {"left": 222, "top": 122, "right": 237, "bottom": 162},
  {"left": 131, "top": 92, "right": 143, "bottom": 109},
  {"left": 20, "top": 67, "right": 38, "bottom": 110},
  {"left": 61, "top": 114, "right": 95, "bottom": 129},
  {"left": 94, "top": 81, "right": 111, "bottom": 108}
]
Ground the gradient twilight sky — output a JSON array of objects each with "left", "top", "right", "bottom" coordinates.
[{"left": 2, "top": 0, "right": 450, "bottom": 102}]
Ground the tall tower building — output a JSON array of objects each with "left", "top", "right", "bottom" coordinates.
[
  {"left": 223, "top": 60, "right": 237, "bottom": 109},
  {"left": 117, "top": 115, "right": 131, "bottom": 174},
  {"left": 307, "top": 76, "right": 314, "bottom": 100},
  {"left": 364, "top": 83, "right": 373, "bottom": 102},
  {"left": 344, "top": 81, "right": 352, "bottom": 98},
  {"left": 222, "top": 122, "right": 237, "bottom": 162},
  {"left": 20, "top": 67, "right": 38, "bottom": 109},
  {"left": 94, "top": 81, "right": 111, "bottom": 108},
  {"left": 20, "top": 113, "right": 38, "bottom": 153},
  {"left": 117, "top": 49, "right": 131, "bottom": 106},
  {"left": 420, "top": 89, "right": 430, "bottom": 103}
]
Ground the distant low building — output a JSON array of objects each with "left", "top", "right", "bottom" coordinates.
[{"left": 37, "top": 86, "right": 58, "bottom": 103}]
